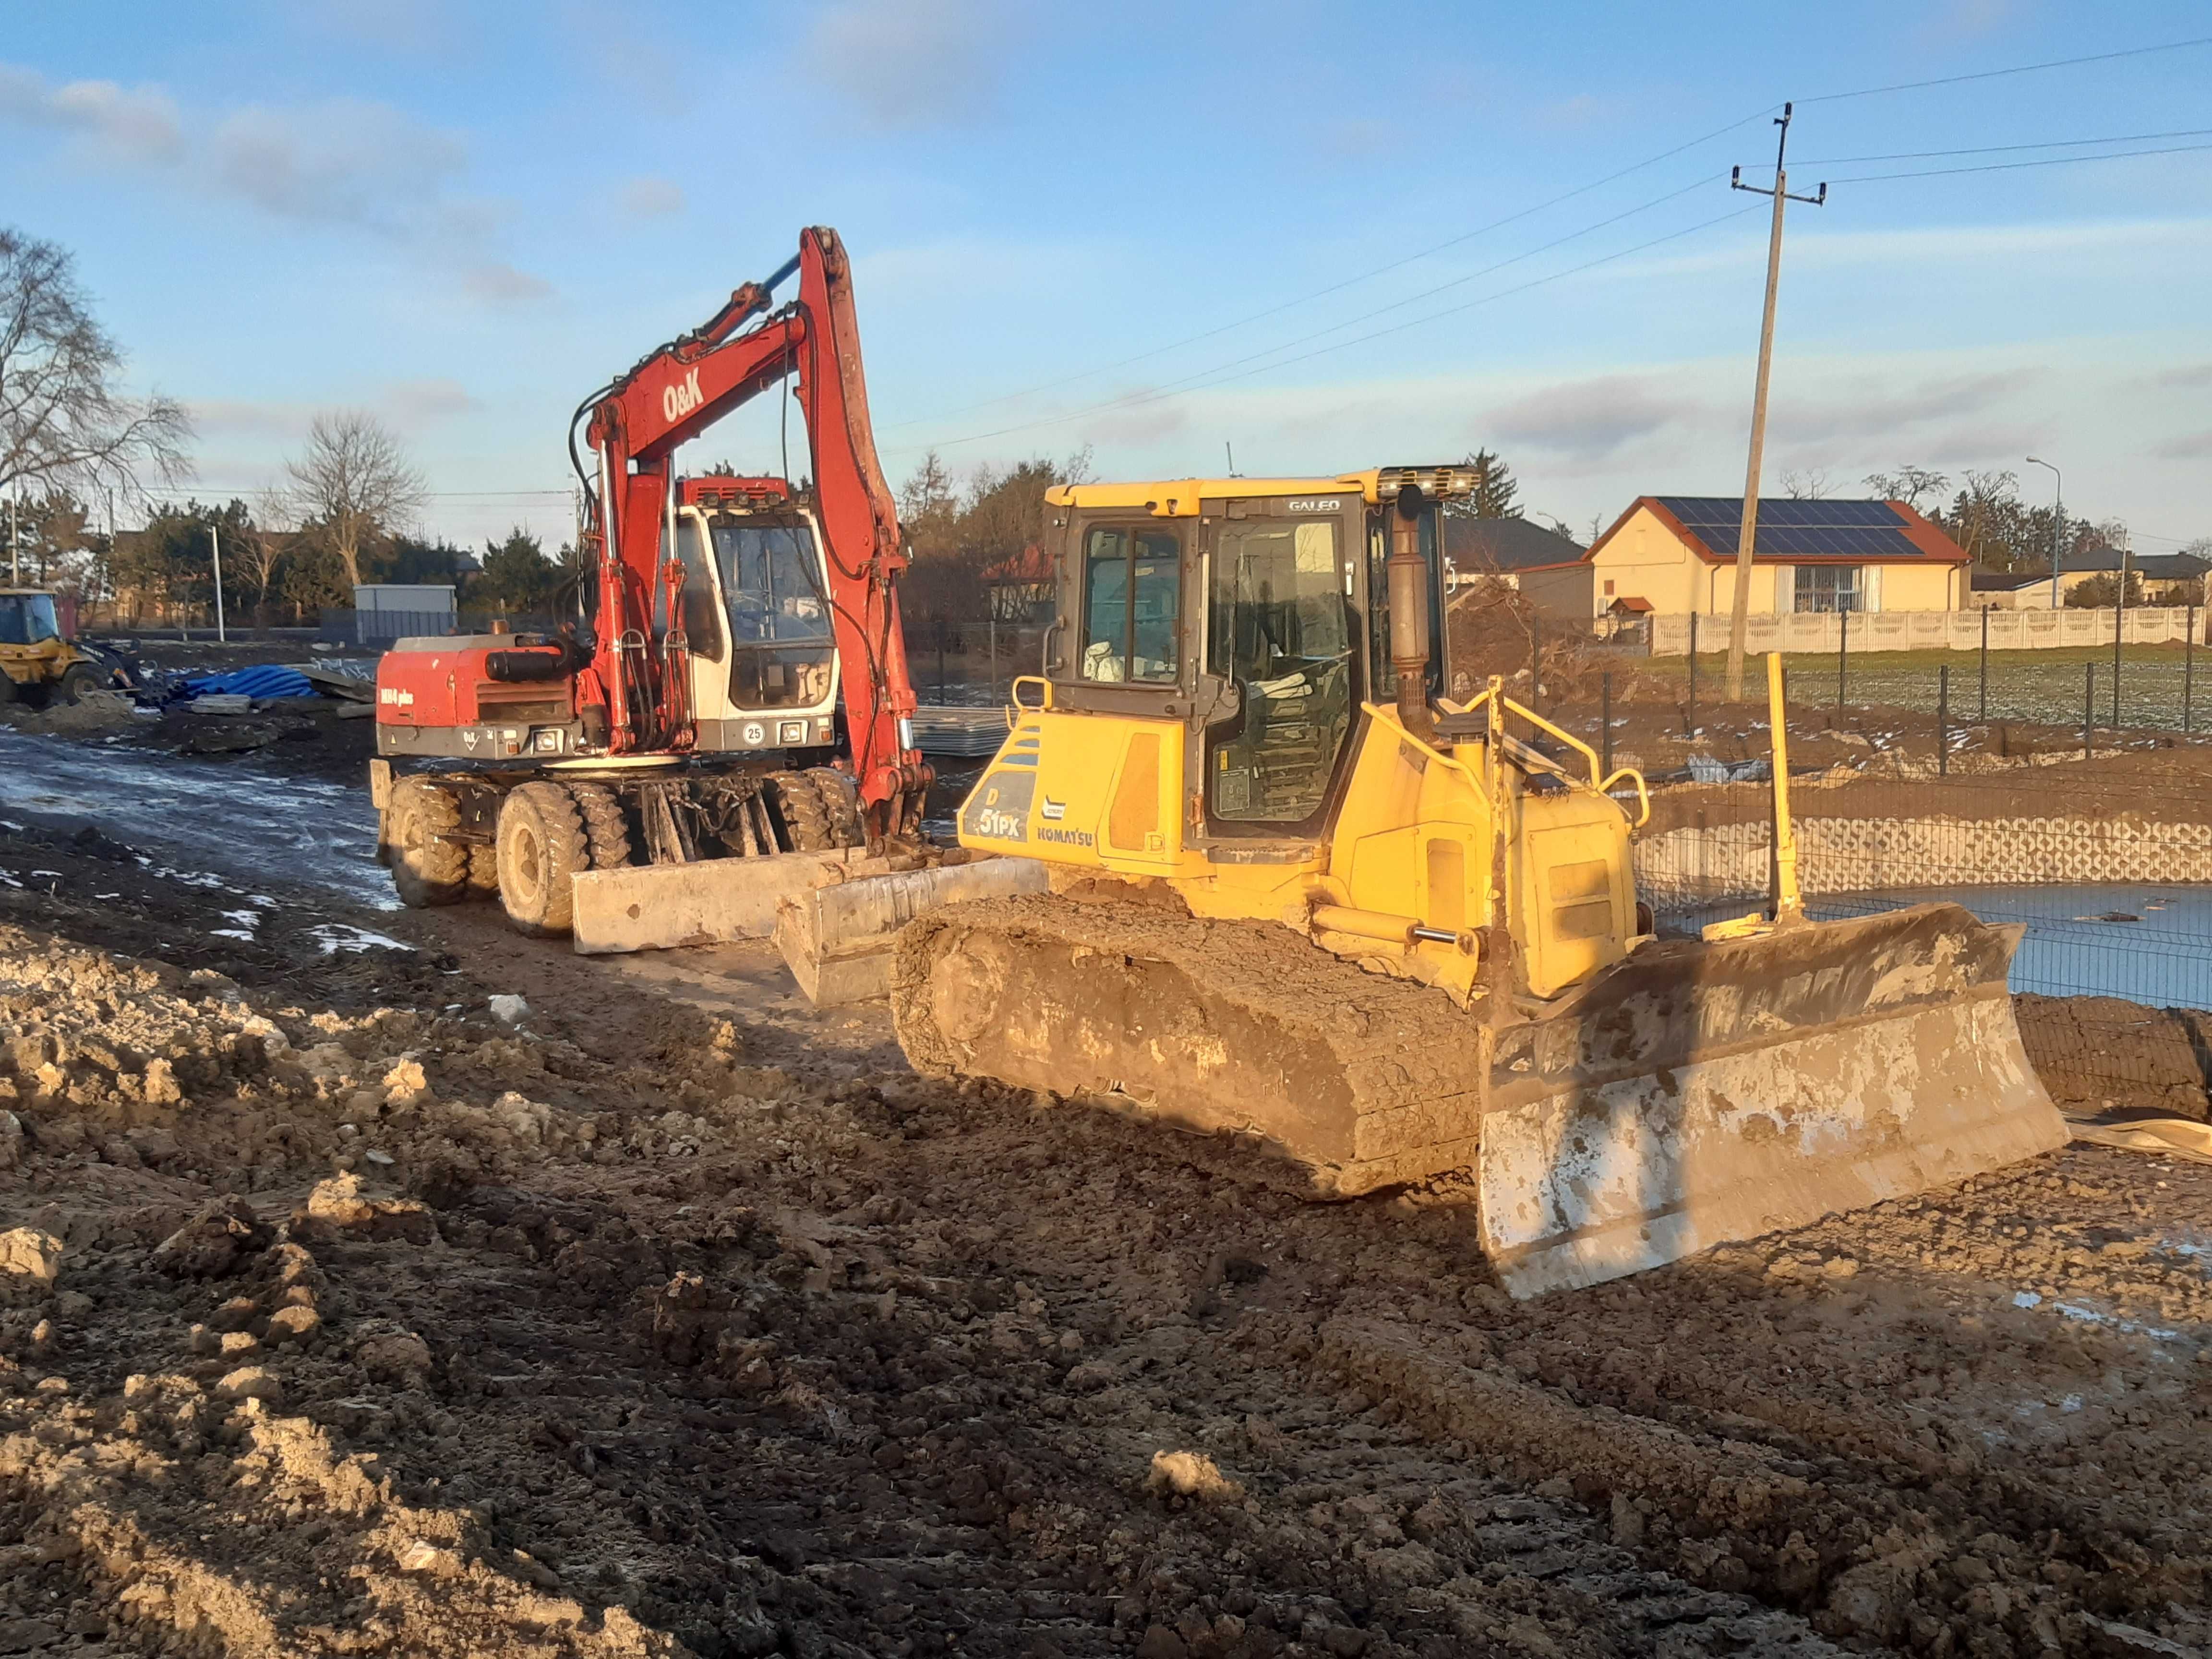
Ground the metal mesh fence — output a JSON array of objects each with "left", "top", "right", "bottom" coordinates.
[{"left": 1611, "top": 695, "right": 2212, "bottom": 1119}]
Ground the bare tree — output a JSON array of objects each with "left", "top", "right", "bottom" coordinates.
[
  {"left": 1780, "top": 467, "right": 1833, "bottom": 500},
  {"left": 286, "top": 411, "right": 426, "bottom": 589},
  {"left": 1863, "top": 465, "right": 1949, "bottom": 512},
  {"left": 238, "top": 488, "right": 299, "bottom": 629},
  {"left": 0, "top": 227, "right": 192, "bottom": 504}
]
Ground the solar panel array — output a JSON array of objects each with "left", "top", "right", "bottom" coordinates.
[{"left": 1655, "top": 496, "right": 1931, "bottom": 560}]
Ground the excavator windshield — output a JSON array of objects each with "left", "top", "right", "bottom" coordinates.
[{"left": 713, "top": 522, "right": 833, "bottom": 645}]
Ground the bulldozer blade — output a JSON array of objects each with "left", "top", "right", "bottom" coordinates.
[
  {"left": 1476, "top": 903, "right": 2068, "bottom": 1297},
  {"left": 894, "top": 897, "right": 2066, "bottom": 1296},
  {"left": 570, "top": 849, "right": 876, "bottom": 954}
]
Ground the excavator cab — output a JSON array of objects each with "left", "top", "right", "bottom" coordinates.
[
  {"left": 670, "top": 476, "right": 841, "bottom": 754},
  {"left": 890, "top": 465, "right": 2066, "bottom": 1296}
]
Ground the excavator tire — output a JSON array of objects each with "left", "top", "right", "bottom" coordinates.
[
  {"left": 496, "top": 781, "right": 589, "bottom": 937},
  {"left": 769, "top": 772, "right": 833, "bottom": 853},
  {"left": 0, "top": 670, "right": 17, "bottom": 707},
  {"left": 386, "top": 778, "right": 470, "bottom": 908},
  {"left": 563, "top": 782, "right": 636, "bottom": 869},
  {"left": 893, "top": 894, "right": 2067, "bottom": 1298},
  {"left": 55, "top": 664, "right": 102, "bottom": 705},
  {"left": 806, "top": 768, "right": 865, "bottom": 847},
  {"left": 466, "top": 843, "right": 500, "bottom": 898}
]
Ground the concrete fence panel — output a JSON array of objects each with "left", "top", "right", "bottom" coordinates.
[{"left": 1642, "top": 604, "right": 2203, "bottom": 658}]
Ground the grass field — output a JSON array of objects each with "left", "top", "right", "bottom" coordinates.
[{"left": 1634, "top": 641, "right": 2211, "bottom": 731}]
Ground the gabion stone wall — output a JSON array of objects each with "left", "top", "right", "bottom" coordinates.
[{"left": 1635, "top": 815, "right": 2212, "bottom": 907}]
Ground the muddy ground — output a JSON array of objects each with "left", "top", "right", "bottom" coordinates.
[{"left": 2, "top": 788, "right": 2211, "bottom": 1657}]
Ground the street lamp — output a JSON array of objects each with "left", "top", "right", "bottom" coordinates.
[{"left": 2026, "top": 457, "right": 2062, "bottom": 609}]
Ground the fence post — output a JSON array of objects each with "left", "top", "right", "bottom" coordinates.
[
  {"left": 2112, "top": 602, "right": 2123, "bottom": 731},
  {"left": 1601, "top": 669, "right": 1613, "bottom": 777},
  {"left": 1687, "top": 611, "right": 1699, "bottom": 737},
  {"left": 1978, "top": 604, "right": 1989, "bottom": 721},
  {"left": 2188, "top": 603, "right": 2197, "bottom": 734},
  {"left": 2084, "top": 661, "right": 2094, "bottom": 760},
  {"left": 1836, "top": 607, "right": 1848, "bottom": 709},
  {"left": 1937, "top": 665, "right": 1949, "bottom": 777}
]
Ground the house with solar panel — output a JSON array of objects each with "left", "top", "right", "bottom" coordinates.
[{"left": 1585, "top": 496, "right": 1971, "bottom": 620}]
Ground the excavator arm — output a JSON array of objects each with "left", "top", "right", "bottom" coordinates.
[{"left": 579, "top": 226, "right": 925, "bottom": 838}]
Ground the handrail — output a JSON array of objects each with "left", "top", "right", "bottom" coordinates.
[
  {"left": 1010, "top": 674, "right": 1053, "bottom": 714},
  {"left": 1599, "top": 767, "right": 1651, "bottom": 829},
  {"left": 1434, "top": 687, "right": 1648, "bottom": 826},
  {"left": 1359, "top": 702, "right": 1482, "bottom": 789}
]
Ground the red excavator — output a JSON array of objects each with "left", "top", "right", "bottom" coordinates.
[{"left": 370, "top": 227, "right": 937, "bottom": 947}]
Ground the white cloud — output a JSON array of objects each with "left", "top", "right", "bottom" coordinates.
[
  {"left": 0, "top": 61, "right": 548, "bottom": 307},
  {"left": 618, "top": 176, "right": 685, "bottom": 219},
  {"left": 381, "top": 377, "right": 483, "bottom": 422},
  {"left": 462, "top": 263, "right": 554, "bottom": 306},
  {"left": 1490, "top": 374, "right": 1705, "bottom": 459},
  {"left": 206, "top": 99, "right": 468, "bottom": 233},
  {"left": 801, "top": 0, "right": 1030, "bottom": 129},
  {"left": 0, "top": 66, "right": 183, "bottom": 164}
]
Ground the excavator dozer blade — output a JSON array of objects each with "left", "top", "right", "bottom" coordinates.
[
  {"left": 891, "top": 897, "right": 2067, "bottom": 1296},
  {"left": 570, "top": 850, "right": 1047, "bottom": 969}
]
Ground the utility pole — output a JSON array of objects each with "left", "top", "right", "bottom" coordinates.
[
  {"left": 1724, "top": 104, "right": 1827, "bottom": 704},
  {"left": 2026, "top": 457, "right": 2062, "bottom": 608},
  {"left": 7, "top": 493, "right": 16, "bottom": 586},
  {"left": 209, "top": 524, "right": 228, "bottom": 644}
]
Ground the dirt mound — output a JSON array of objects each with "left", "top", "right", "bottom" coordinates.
[
  {"left": 0, "top": 691, "right": 140, "bottom": 737},
  {"left": 2, "top": 909, "right": 2209, "bottom": 1656}
]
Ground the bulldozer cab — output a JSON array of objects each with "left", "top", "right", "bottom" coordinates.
[{"left": 1035, "top": 471, "right": 1449, "bottom": 851}]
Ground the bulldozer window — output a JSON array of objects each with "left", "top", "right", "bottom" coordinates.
[
  {"left": 0, "top": 594, "right": 58, "bottom": 647},
  {"left": 1207, "top": 518, "right": 1356, "bottom": 822},
  {"left": 1081, "top": 527, "right": 1180, "bottom": 684}
]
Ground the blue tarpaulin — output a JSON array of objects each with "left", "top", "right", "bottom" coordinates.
[{"left": 181, "top": 665, "right": 317, "bottom": 700}]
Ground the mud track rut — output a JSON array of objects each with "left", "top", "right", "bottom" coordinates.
[{"left": 0, "top": 875, "right": 2208, "bottom": 1658}]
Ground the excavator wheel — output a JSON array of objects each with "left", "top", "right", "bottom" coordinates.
[
  {"left": 769, "top": 773, "right": 833, "bottom": 853},
  {"left": 564, "top": 782, "right": 636, "bottom": 869},
  {"left": 466, "top": 843, "right": 500, "bottom": 899},
  {"left": 806, "top": 768, "right": 865, "bottom": 848},
  {"left": 55, "top": 664, "right": 102, "bottom": 705},
  {"left": 386, "top": 778, "right": 470, "bottom": 908},
  {"left": 496, "top": 781, "right": 589, "bottom": 937}
]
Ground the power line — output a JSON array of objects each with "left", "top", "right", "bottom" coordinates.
[
  {"left": 894, "top": 203, "right": 1762, "bottom": 456},
  {"left": 1801, "top": 34, "right": 2212, "bottom": 104},
  {"left": 138, "top": 484, "right": 573, "bottom": 501},
  {"left": 888, "top": 38, "right": 2211, "bottom": 454},
  {"left": 889, "top": 174, "right": 1728, "bottom": 456},
  {"left": 1829, "top": 141, "right": 2212, "bottom": 184},
  {"left": 1801, "top": 126, "right": 2212, "bottom": 165},
  {"left": 880, "top": 113, "right": 1773, "bottom": 432}
]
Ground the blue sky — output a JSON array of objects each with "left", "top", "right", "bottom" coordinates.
[{"left": 3, "top": 1, "right": 2208, "bottom": 553}]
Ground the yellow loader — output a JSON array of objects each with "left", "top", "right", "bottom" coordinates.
[
  {"left": 888, "top": 467, "right": 2065, "bottom": 1295},
  {"left": 0, "top": 589, "right": 107, "bottom": 707}
]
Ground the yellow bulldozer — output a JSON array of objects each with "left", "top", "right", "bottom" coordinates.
[
  {"left": 886, "top": 466, "right": 2065, "bottom": 1296},
  {"left": 0, "top": 589, "right": 108, "bottom": 708}
]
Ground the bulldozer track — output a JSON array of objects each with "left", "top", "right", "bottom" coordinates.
[{"left": 891, "top": 893, "right": 1491, "bottom": 1194}]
